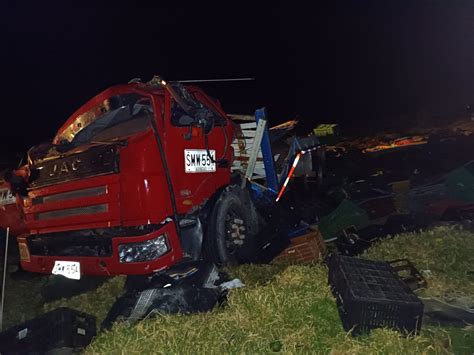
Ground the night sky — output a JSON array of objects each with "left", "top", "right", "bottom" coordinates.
[{"left": 1, "top": 0, "right": 473, "bottom": 160}]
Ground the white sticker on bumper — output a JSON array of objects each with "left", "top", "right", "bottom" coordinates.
[{"left": 52, "top": 261, "right": 81, "bottom": 280}]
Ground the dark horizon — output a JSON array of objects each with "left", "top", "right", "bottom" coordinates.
[{"left": 1, "top": 0, "right": 473, "bottom": 157}]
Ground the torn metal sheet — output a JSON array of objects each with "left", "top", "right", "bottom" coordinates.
[
  {"left": 421, "top": 297, "right": 474, "bottom": 327},
  {"left": 318, "top": 199, "right": 370, "bottom": 241}
]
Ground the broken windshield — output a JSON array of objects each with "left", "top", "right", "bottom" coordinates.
[
  {"left": 169, "top": 83, "right": 226, "bottom": 127},
  {"left": 56, "top": 93, "right": 153, "bottom": 147}
]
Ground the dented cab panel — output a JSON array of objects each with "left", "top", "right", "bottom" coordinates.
[{"left": 18, "top": 82, "right": 233, "bottom": 276}]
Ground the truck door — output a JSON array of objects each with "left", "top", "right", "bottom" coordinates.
[{"left": 163, "top": 88, "right": 233, "bottom": 214}]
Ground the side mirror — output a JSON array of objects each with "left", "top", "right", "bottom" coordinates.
[
  {"left": 198, "top": 117, "right": 213, "bottom": 134},
  {"left": 194, "top": 109, "right": 214, "bottom": 134},
  {"left": 177, "top": 115, "right": 195, "bottom": 126}
]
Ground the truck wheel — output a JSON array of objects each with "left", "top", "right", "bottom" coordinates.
[{"left": 204, "top": 186, "right": 257, "bottom": 265}]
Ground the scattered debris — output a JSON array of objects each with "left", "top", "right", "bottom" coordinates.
[
  {"left": 102, "top": 260, "right": 232, "bottom": 329},
  {"left": 328, "top": 255, "right": 424, "bottom": 336},
  {"left": 219, "top": 278, "right": 245, "bottom": 290},
  {"left": 2, "top": 103, "right": 474, "bottom": 351},
  {"left": 421, "top": 297, "right": 474, "bottom": 326},
  {"left": 313, "top": 124, "right": 340, "bottom": 137},
  {"left": 0, "top": 307, "right": 96, "bottom": 354},
  {"left": 313, "top": 124, "right": 340, "bottom": 144},
  {"left": 362, "top": 135, "right": 428, "bottom": 154},
  {"left": 318, "top": 199, "right": 370, "bottom": 241},
  {"left": 272, "top": 228, "right": 326, "bottom": 264},
  {"left": 388, "top": 259, "right": 427, "bottom": 292}
]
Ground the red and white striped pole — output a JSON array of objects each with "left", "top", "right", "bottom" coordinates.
[
  {"left": 276, "top": 152, "right": 302, "bottom": 202},
  {"left": 275, "top": 146, "right": 321, "bottom": 202}
]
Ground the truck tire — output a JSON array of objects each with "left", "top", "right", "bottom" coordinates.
[{"left": 204, "top": 185, "right": 257, "bottom": 265}]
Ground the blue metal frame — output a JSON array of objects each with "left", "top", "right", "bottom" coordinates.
[{"left": 255, "top": 108, "right": 278, "bottom": 193}]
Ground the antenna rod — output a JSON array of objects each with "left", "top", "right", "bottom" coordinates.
[{"left": 175, "top": 78, "right": 255, "bottom": 83}]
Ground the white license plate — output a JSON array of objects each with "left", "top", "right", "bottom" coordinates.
[
  {"left": 184, "top": 149, "right": 216, "bottom": 173},
  {"left": 52, "top": 261, "right": 81, "bottom": 280},
  {"left": 0, "top": 188, "right": 16, "bottom": 206}
]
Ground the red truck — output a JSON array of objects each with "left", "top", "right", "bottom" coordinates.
[
  {"left": 10, "top": 76, "right": 322, "bottom": 279},
  {"left": 8, "top": 77, "right": 262, "bottom": 278}
]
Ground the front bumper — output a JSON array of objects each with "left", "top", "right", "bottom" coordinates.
[{"left": 18, "top": 221, "right": 183, "bottom": 276}]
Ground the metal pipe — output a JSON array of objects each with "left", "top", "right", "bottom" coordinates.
[{"left": 0, "top": 227, "right": 10, "bottom": 331}]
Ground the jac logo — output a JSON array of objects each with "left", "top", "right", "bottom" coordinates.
[{"left": 49, "top": 159, "right": 81, "bottom": 177}]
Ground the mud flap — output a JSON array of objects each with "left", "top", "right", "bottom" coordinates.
[{"left": 178, "top": 217, "right": 204, "bottom": 260}]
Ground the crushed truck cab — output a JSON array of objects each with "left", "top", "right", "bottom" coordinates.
[
  {"left": 11, "top": 76, "right": 323, "bottom": 278},
  {"left": 17, "top": 79, "right": 235, "bottom": 276}
]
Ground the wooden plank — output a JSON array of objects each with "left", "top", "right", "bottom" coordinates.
[
  {"left": 245, "top": 118, "right": 266, "bottom": 180},
  {"left": 233, "top": 153, "right": 264, "bottom": 160},
  {"left": 234, "top": 156, "right": 263, "bottom": 164},
  {"left": 232, "top": 138, "right": 255, "bottom": 145},
  {"left": 239, "top": 122, "right": 257, "bottom": 129},
  {"left": 231, "top": 163, "right": 264, "bottom": 169},
  {"left": 231, "top": 119, "right": 270, "bottom": 182},
  {"left": 232, "top": 161, "right": 265, "bottom": 167},
  {"left": 228, "top": 114, "right": 255, "bottom": 121},
  {"left": 240, "top": 134, "right": 256, "bottom": 139},
  {"left": 239, "top": 130, "right": 257, "bottom": 137},
  {"left": 233, "top": 148, "right": 263, "bottom": 154},
  {"left": 232, "top": 144, "right": 255, "bottom": 151},
  {"left": 232, "top": 141, "right": 260, "bottom": 148}
]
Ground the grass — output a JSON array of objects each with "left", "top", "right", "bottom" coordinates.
[
  {"left": 362, "top": 225, "right": 474, "bottom": 304},
  {"left": 86, "top": 238, "right": 474, "bottom": 354},
  {"left": 1, "top": 269, "right": 48, "bottom": 329},
  {"left": 43, "top": 276, "right": 126, "bottom": 327},
  {"left": 7, "top": 226, "right": 473, "bottom": 353}
]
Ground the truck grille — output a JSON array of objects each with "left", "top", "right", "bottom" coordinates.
[
  {"left": 28, "top": 232, "right": 113, "bottom": 257},
  {"left": 32, "top": 186, "right": 107, "bottom": 205},
  {"left": 25, "top": 172, "right": 120, "bottom": 231},
  {"left": 27, "top": 225, "right": 164, "bottom": 257},
  {"left": 36, "top": 204, "right": 108, "bottom": 221}
]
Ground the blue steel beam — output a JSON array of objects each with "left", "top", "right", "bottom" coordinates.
[{"left": 255, "top": 108, "right": 278, "bottom": 192}]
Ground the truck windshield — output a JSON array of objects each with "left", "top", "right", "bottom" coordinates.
[
  {"left": 170, "top": 83, "right": 226, "bottom": 126},
  {"left": 56, "top": 93, "right": 153, "bottom": 146}
]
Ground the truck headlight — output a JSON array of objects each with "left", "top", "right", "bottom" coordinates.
[
  {"left": 18, "top": 242, "right": 31, "bottom": 262},
  {"left": 118, "top": 234, "right": 169, "bottom": 263}
]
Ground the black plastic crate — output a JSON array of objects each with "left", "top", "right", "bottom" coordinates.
[
  {"left": 0, "top": 307, "right": 96, "bottom": 354},
  {"left": 329, "top": 255, "right": 424, "bottom": 336}
]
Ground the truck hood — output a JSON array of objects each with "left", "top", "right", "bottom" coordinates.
[{"left": 28, "top": 139, "right": 126, "bottom": 165}]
